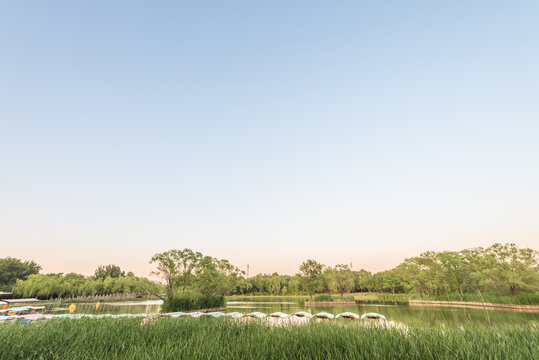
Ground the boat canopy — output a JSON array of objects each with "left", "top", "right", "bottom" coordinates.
[
  {"left": 336, "top": 312, "right": 360, "bottom": 320},
  {"left": 225, "top": 312, "right": 244, "bottom": 319},
  {"left": 314, "top": 312, "right": 335, "bottom": 319},
  {"left": 361, "top": 312, "right": 386, "bottom": 320},
  {"left": 291, "top": 311, "right": 313, "bottom": 318},
  {"left": 269, "top": 312, "right": 289, "bottom": 318},
  {"left": 246, "top": 312, "right": 267, "bottom": 318}
]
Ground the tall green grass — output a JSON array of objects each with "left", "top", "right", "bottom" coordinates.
[
  {"left": 161, "top": 290, "right": 225, "bottom": 312},
  {"left": 1, "top": 318, "right": 537, "bottom": 359}
]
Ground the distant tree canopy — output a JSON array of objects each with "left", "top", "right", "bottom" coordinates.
[
  {"left": 94, "top": 265, "right": 126, "bottom": 280},
  {"left": 7, "top": 242, "right": 539, "bottom": 303},
  {"left": 299, "top": 259, "right": 323, "bottom": 301},
  {"left": 390, "top": 243, "right": 539, "bottom": 299},
  {"left": 0, "top": 257, "right": 41, "bottom": 289},
  {"left": 13, "top": 273, "right": 160, "bottom": 299},
  {"left": 234, "top": 243, "right": 539, "bottom": 301}
]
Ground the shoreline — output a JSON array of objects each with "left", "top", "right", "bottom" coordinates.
[
  {"left": 409, "top": 300, "right": 539, "bottom": 313},
  {"left": 304, "top": 301, "right": 356, "bottom": 305}
]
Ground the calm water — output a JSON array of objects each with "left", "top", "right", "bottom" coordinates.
[
  {"left": 43, "top": 297, "right": 538, "bottom": 326},
  {"left": 227, "top": 297, "right": 539, "bottom": 326},
  {"left": 44, "top": 300, "right": 163, "bottom": 315}
]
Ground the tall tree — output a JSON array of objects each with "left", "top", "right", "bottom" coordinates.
[
  {"left": 356, "top": 269, "right": 373, "bottom": 293},
  {"left": 329, "top": 264, "right": 356, "bottom": 297},
  {"left": 0, "top": 257, "right": 41, "bottom": 289},
  {"left": 299, "top": 259, "right": 323, "bottom": 301},
  {"left": 94, "top": 265, "right": 125, "bottom": 280},
  {"left": 194, "top": 257, "right": 244, "bottom": 297}
]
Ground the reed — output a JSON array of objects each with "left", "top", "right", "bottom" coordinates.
[{"left": 1, "top": 318, "right": 537, "bottom": 359}]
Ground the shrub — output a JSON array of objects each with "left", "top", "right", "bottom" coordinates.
[
  {"left": 161, "top": 290, "right": 225, "bottom": 312},
  {"left": 312, "top": 294, "right": 355, "bottom": 302},
  {"left": 313, "top": 294, "right": 334, "bottom": 301}
]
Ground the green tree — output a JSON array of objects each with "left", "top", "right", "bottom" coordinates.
[
  {"left": 299, "top": 259, "right": 323, "bottom": 301},
  {"left": 94, "top": 265, "right": 125, "bottom": 280},
  {"left": 356, "top": 269, "right": 373, "bottom": 292},
  {"left": 269, "top": 273, "right": 282, "bottom": 295},
  {"left": 329, "top": 264, "right": 355, "bottom": 297},
  {"left": 194, "top": 257, "right": 244, "bottom": 297},
  {"left": 150, "top": 249, "right": 204, "bottom": 300},
  {"left": 0, "top": 257, "right": 41, "bottom": 289}
]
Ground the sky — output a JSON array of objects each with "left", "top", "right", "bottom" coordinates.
[{"left": 1, "top": 1, "right": 538, "bottom": 278}]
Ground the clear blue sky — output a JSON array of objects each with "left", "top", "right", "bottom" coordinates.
[{"left": 1, "top": 1, "right": 538, "bottom": 277}]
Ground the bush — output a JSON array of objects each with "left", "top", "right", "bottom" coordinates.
[
  {"left": 161, "top": 290, "right": 225, "bottom": 312},
  {"left": 312, "top": 294, "right": 355, "bottom": 302}
]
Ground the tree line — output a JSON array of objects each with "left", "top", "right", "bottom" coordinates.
[
  {"left": 235, "top": 243, "right": 539, "bottom": 301},
  {"left": 3, "top": 243, "right": 538, "bottom": 302},
  {"left": 6, "top": 262, "right": 159, "bottom": 299}
]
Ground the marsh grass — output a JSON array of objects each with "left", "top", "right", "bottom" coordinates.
[{"left": 1, "top": 318, "right": 537, "bottom": 359}]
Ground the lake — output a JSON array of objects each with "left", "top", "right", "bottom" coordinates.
[{"left": 43, "top": 296, "right": 539, "bottom": 326}]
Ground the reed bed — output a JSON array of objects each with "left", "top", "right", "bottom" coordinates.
[{"left": 0, "top": 318, "right": 537, "bottom": 359}]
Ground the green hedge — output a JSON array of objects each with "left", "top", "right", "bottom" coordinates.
[{"left": 162, "top": 290, "right": 225, "bottom": 312}]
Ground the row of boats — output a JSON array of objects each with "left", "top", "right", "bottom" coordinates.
[
  {"left": 1, "top": 307, "right": 386, "bottom": 323},
  {"left": 167, "top": 311, "right": 386, "bottom": 320}
]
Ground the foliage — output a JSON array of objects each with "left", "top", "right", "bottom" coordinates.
[
  {"left": 12, "top": 273, "right": 160, "bottom": 299},
  {"left": 7, "top": 242, "right": 539, "bottom": 305},
  {"left": 0, "top": 319, "right": 537, "bottom": 360},
  {"left": 237, "top": 273, "right": 302, "bottom": 296},
  {"left": 150, "top": 248, "right": 243, "bottom": 311},
  {"left": 298, "top": 259, "right": 324, "bottom": 300},
  {"left": 161, "top": 290, "right": 225, "bottom": 312},
  {"left": 235, "top": 243, "right": 538, "bottom": 304},
  {"left": 313, "top": 294, "right": 355, "bottom": 302},
  {"left": 0, "top": 257, "right": 41, "bottom": 289},
  {"left": 94, "top": 264, "right": 125, "bottom": 279},
  {"left": 313, "top": 293, "right": 334, "bottom": 301},
  {"left": 393, "top": 243, "right": 539, "bottom": 298},
  {"left": 327, "top": 264, "right": 356, "bottom": 297},
  {"left": 150, "top": 249, "right": 203, "bottom": 300}
]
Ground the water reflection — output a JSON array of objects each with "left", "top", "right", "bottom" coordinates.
[
  {"left": 40, "top": 297, "right": 539, "bottom": 326},
  {"left": 227, "top": 296, "right": 539, "bottom": 326},
  {"left": 44, "top": 300, "right": 163, "bottom": 315}
]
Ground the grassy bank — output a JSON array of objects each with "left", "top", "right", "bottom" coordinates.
[
  {"left": 1, "top": 318, "right": 537, "bottom": 359},
  {"left": 352, "top": 292, "right": 539, "bottom": 305},
  {"left": 312, "top": 294, "right": 355, "bottom": 302},
  {"left": 408, "top": 293, "right": 539, "bottom": 305},
  {"left": 352, "top": 292, "right": 411, "bottom": 302}
]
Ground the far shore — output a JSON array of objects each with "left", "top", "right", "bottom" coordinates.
[
  {"left": 305, "top": 301, "right": 356, "bottom": 305},
  {"left": 409, "top": 300, "right": 539, "bottom": 313}
]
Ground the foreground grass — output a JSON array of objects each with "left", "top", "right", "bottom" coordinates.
[{"left": 1, "top": 318, "right": 537, "bottom": 360}]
